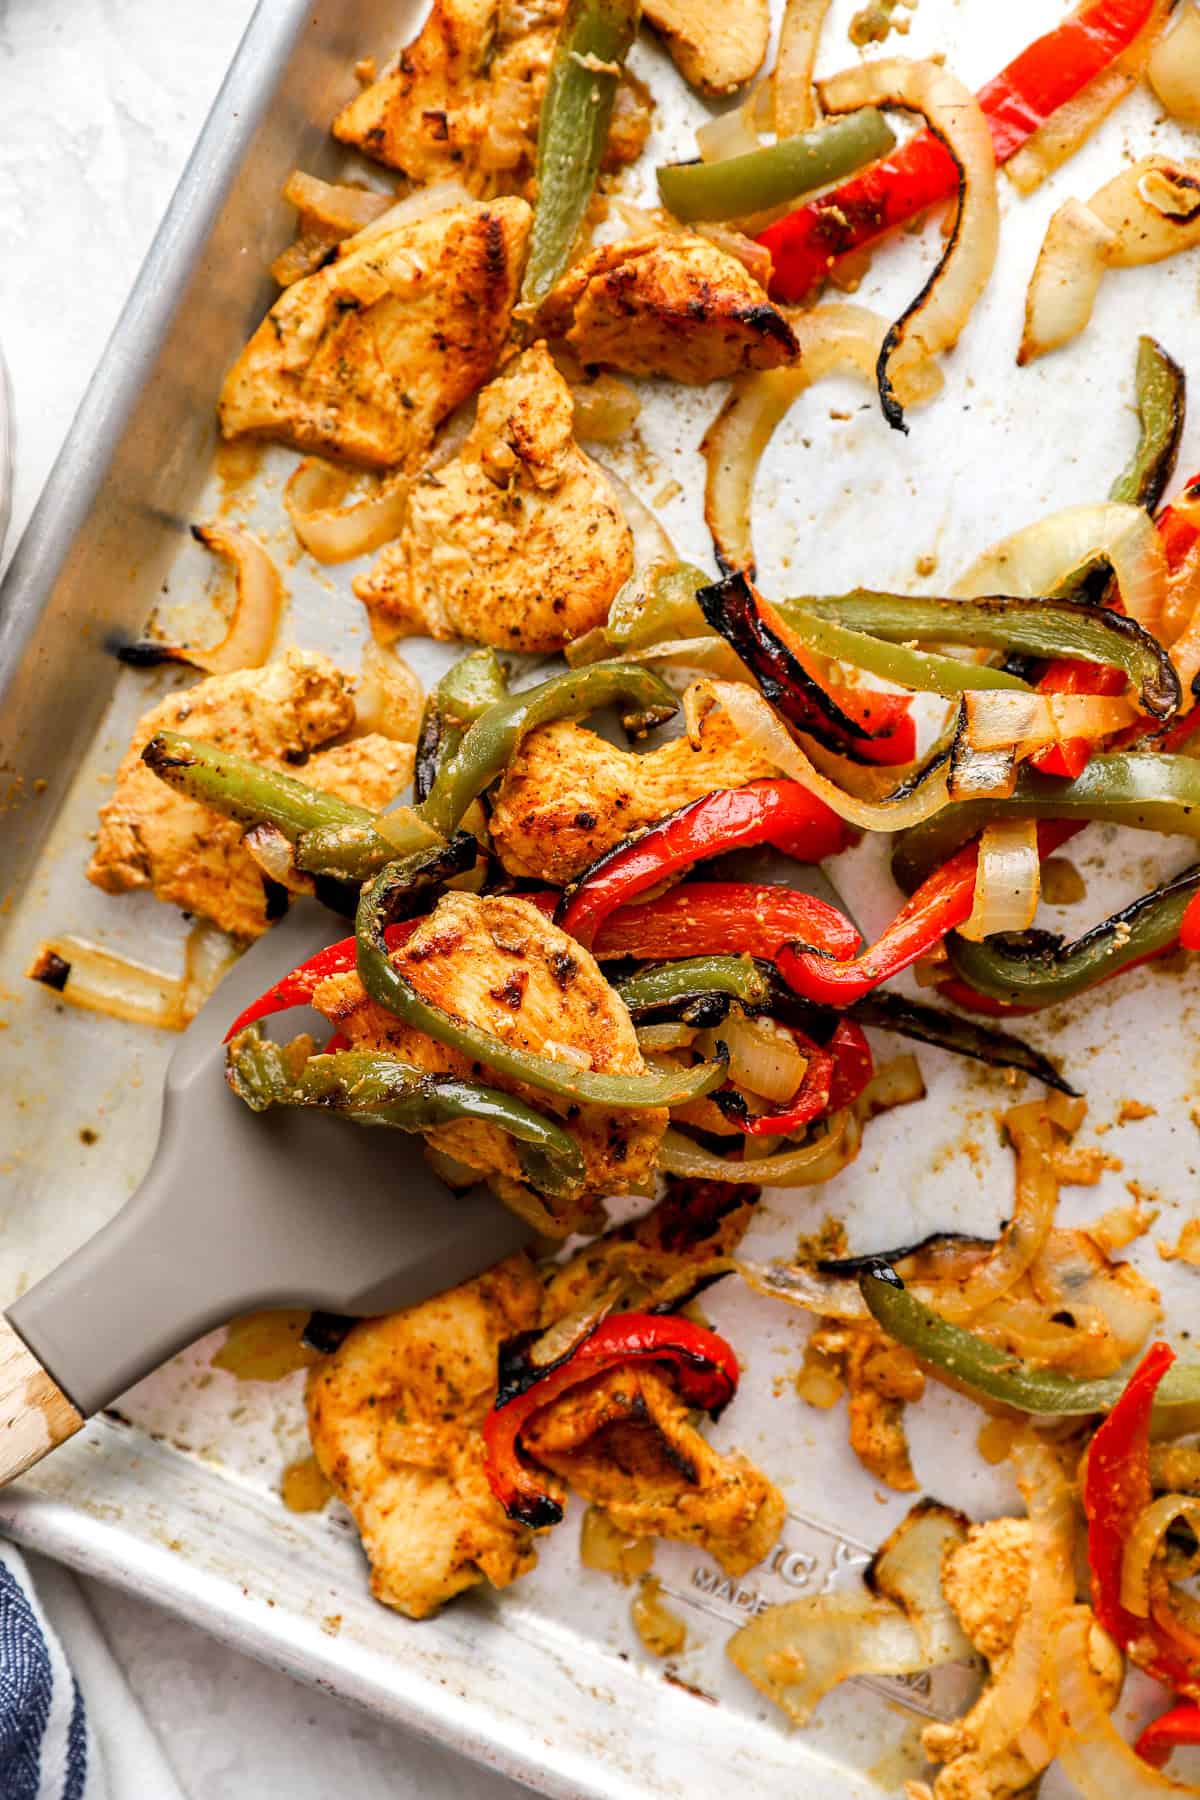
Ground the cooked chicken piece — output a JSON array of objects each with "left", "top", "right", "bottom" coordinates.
[
  {"left": 522, "top": 1362, "right": 784, "bottom": 1575},
  {"left": 807, "top": 1319, "right": 925, "bottom": 1493},
  {"left": 918, "top": 1520, "right": 1123, "bottom": 1800},
  {"left": 306, "top": 1255, "right": 542, "bottom": 1618},
  {"left": 355, "top": 343, "right": 632, "bottom": 652},
  {"left": 489, "top": 702, "right": 779, "bottom": 884},
  {"left": 332, "top": 0, "right": 650, "bottom": 197},
  {"left": 312, "top": 891, "right": 666, "bottom": 1220},
  {"left": 89, "top": 651, "right": 413, "bottom": 940},
  {"left": 219, "top": 199, "right": 531, "bottom": 470},
  {"left": 536, "top": 235, "right": 798, "bottom": 383},
  {"left": 642, "top": 0, "right": 769, "bottom": 94}
]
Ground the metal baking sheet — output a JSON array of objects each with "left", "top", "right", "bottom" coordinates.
[{"left": 2, "top": 1, "right": 1200, "bottom": 1793}]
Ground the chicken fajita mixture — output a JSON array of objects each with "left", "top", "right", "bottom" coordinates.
[{"left": 31, "top": 0, "right": 1200, "bottom": 1789}]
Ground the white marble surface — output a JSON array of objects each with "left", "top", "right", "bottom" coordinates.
[{"left": 0, "top": 4, "right": 529, "bottom": 1794}]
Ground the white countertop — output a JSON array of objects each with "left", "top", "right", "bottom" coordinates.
[{"left": 0, "top": 4, "right": 530, "bottom": 1795}]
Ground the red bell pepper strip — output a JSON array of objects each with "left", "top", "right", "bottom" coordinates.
[
  {"left": 224, "top": 920, "right": 420, "bottom": 1040},
  {"left": 1035, "top": 474, "right": 1200, "bottom": 778},
  {"left": 482, "top": 1312, "right": 740, "bottom": 1526},
  {"left": 720, "top": 1017, "right": 874, "bottom": 1134},
  {"left": 556, "top": 782, "right": 857, "bottom": 949},
  {"left": 1135, "top": 1702, "right": 1200, "bottom": 1770},
  {"left": 587, "top": 880, "right": 861, "bottom": 964},
  {"left": 1179, "top": 890, "right": 1200, "bottom": 951},
  {"left": 1084, "top": 1341, "right": 1200, "bottom": 1697},
  {"left": 778, "top": 821, "right": 1083, "bottom": 1007},
  {"left": 759, "top": 0, "right": 1158, "bottom": 301}
]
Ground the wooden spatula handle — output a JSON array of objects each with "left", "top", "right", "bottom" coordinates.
[{"left": 0, "top": 1315, "right": 83, "bottom": 1486}]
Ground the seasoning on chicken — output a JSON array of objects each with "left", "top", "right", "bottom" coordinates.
[
  {"left": 488, "top": 699, "right": 780, "bottom": 884},
  {"left": 306, "top": 1255, "right": 542, "bottom": 1619},
  {"left": 219, "top": 199, "right": 531, "bottom": 470},
  {"left": 354, "top": 343, "right": 633, "bottom": 652},
  {"left": 641, "top": 0, "right": 769, "bottom": 95},
  {"left": 520, "top": 1359, "right": 785, "bottom": 1575},
  {"left": 89, "top": 651, "right": 413, "bottom": 940},
  {"left": 311, "top": 891, "right": 666, "bottom": 1222},
  {"left": 916, "top": 1519, "right": 1124, "bottom": 1800},
  {"left": 805, "top": 1318, "right": 925, "bottom": 1493},
  {"left": 536, "top": 235, "right": 799, "bottom": 383},
  {"left": 332, "top": 0, "right": 650, "bottom": 197}
]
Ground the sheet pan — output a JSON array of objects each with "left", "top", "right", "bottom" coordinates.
[{"left": 2, "top": 1, "right": 1200, "bottom": 1793}]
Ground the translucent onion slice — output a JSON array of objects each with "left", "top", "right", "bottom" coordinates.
[
  {"left": 1121, "top": 1494, "right": 1200, "bottom": 1619},
  {"left": 1148, "top": 2, "right": 1200, "bottom": 124},
  {"left": 659, "top": 1111, "right": 852, "bottom": 1186},
  {"left": 27, "top": 925, "right": 237, "bottom": 1031},
  {"left": 958, "top": 820, "right": 1041, "bottom": 944},
  {"left": 684, "top": 677, "right": 952, "bottom": 831},
  {"left": 772, "top": 0, "right": 832, "bottom": 134},
  {"left": 1050, "top": 1608, "right": 1178, "bottom": 1800},
  {"left": 695, "top": 101, "right": 761, "bottom": 163},
  {"left": 353, "top": 639, "right": 423, "bottom": 742},
  {"left": 284, "top": 458, "right": 410, "bottom": 564},
  {"left": 592, "top": 460, "right": 677, "bottom": 576},
  {"left": 142, "top": 523, "right": 283, "bottom": 675},
  {"left": 817, "top": 58, "right": 998, "bottom": 432},
  {"left": 702, "top": 303, "right": 942, "bottom": 573},
  {"left": 961, "top": 688, "right": 1138, "bottom": 755},
  {"left": 569, "top": 372, "right": 641, "bottom": 444},
  {"left": 336, "top": 179, "right": 474, "bottom": 253},
  {"left": 701, "top": 1013, "right": 808, "bottom": 1102},
  {"left": 1019, "top": 200, "right": 1117, "bottom": 366},
  {"left": 956, "top": 501, "right": 1167, "bottom": 637}
]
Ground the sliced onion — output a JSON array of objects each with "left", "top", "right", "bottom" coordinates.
[
  {"left": 702, "top": 1014, "right": 808, "bottom": 1102},
  {"left": 569, "top": 373, "right": 641, "bottom": 444},
  {"left": 353, "top": 639, "right": 423, "bottom": 742},
  {"left": 1006, "top": 0, "right": 1174, "bottom": 196},
  {"left": 1051, "top": 1607, "right": 1186, "bottom": 1799},
  {"left": 868, "top": 1502, "right": 972, "bottom": 1665},
  {"left": 336, "top": 179, "right": 474, "bottom": 254},
  {"left": 949, "top": 718, "right": 1018, "bottom": 802},
  {"left": 817, "top": 58, "right": 998, "bottom": 432},
  {"left": 1019, "top": 199, "right": 1117, "bottom": 366},
  {"left": 1148, "top": 3, "right": 1200, "bottom": 124},
  {"left": 684, "top": 677, "right": 951, "bottom": 831},
  {"left": 773, "top": 0, "right": 832, "bottom": 134},
  {"left": 956, "top": 502, "right": 1168, "bottom": 637},
  {"left": 1030, "top": 1231, "right": 1162, "bottom": 1368},
  {"left": 695, "top": 102, "right": 762, "bottom": 163},
  {"left": 959, "top": 820, "right": 1041, "bottom": 943},
  {"left": 243, "top": 822, "right": 308, "bottom": 891},
  {"left": 139, "top": 523, "right": 283, "bottom": 675},
  {"left": 1121, "top": 1494, "right": 1200, "bottom": 1618},
  {"left": 659, "top": 1110, "right": 851, "bottom": 1186},
  {"left": 284, "top": 458, "right": 410, "bottom": 564},
  {"left": 702, "top": 303, "right": 942, "bottom": 572},
  {"left": 271, "top": 173, "right": 396, "bottom": 285},
  {"left": 592, "top": 460, "right": 676, "bottom": 577},
  {"left": 635, "top": 1022, "right": 698, "bottom": 1052},
  {"left": 27, "top": 927, "right": 236, "bottom": 1031},
  {"left": 961, "top": 688, "right": 1138, "bottom": 755},
  {"left": 1095, "top": 158, "right": 1200, "bottom": 264}
]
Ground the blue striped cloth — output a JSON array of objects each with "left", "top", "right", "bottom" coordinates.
[{"left": 0, "top": 1546, "right": 100, "bottom": 1800}]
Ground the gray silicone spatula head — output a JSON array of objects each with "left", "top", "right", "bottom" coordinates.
[{"left": 5, "top": 904, "right": 534, "bottom": 1425}]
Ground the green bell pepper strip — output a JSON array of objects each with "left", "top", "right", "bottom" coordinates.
[
  {"left": 414, "top": 648, "right": 509, "bottom": 805},
  {"left": 615, "top": 955, "right": 773, "bottom": 1021},
  {"left": 1110, "top": 335, "right": 1185, "bottom": 513},
  {"left": 947, "top": 860, "right": 1200, "bottom": 1007},
  {"left": 522, "top": 0, "right": 641, "bottom": 306},
  {"left": 657, "top": 110, "right": 895, "bottom": 225},
  {"left": 603, "top": 562, "right": 710, "bottom": 653},
  {"left": 355, "top": 856, "right": 728, "bottom": 1110},
  {"left": 420, "top": 660, "right": 677, "bottom": 839},
  {"left": 847, "top": 990, "right": 1076, "bottom": 1096},
  {"left": 291, "top": 814, "right": 442, "bottom": 882},
  {"left": 892, "top": 752, "right": 1200, "bottom": 895},
  {"left": 860, "top": 1266, "right": 1200, "bottom": 1416},
  {"left": 226, "top": 1029, "right": 586, "bottom": 1200},
  {"left": 779, "top": 608, "right": 1033, "bottom": 698},
  {"left": 781, "top": 593, "right": 1180, "bottom": 720}
]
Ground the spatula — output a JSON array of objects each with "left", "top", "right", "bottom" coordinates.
[{"left": 0, "top": 904, "right": 536, "bottom": 1488}]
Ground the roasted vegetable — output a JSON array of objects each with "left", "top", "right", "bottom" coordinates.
[{"left": 656, "top": 109, "right": 894, "bottom": 223}]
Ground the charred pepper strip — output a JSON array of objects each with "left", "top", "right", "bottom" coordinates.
[
  {"left": 1135, "top": 1704, "right": 1200, "bottom": 1770},
  {"left": 1083, "top": 1343, "right": 1200, "bottom": 1697},
  {"left": 226, "top": 1029, "right": 586, "bottom": 1199},
  {"left": 892, "top": 753, "right": 1200, "bottom": 894},
  {"left": 715, "top": 1018, "right": 872, "bottom": 1134},
  {"left": 848, "top": 989, "right": 1078, "bottom": 1095},
  {"left": 556, "top": 781, "right": 858, "bottom": 948},
  {"left": 860, "top": 1267, "right": 1200, "bottom": 1415},
  {"left": 1110, "top": 335, "right": 1186, "bottom": 512},
  {"left": 698, "top": 573, "right": 915, "bottom": 762},
  {"left": 758, "top": 0, "right": 1159, "bottom": 300},
  {"left": 413, "top": 648, "right": 509, "bottom": 806},
  {"left": 421, "top": 661, "right": 677, "bottom": 840},
  {"left": 782, "top": 592, "right": 1180, "bottom": 721},
  {"left": 947, "top": 861, "right": 1200, "bottom": 1007},
  {"left": 483, "top": 1311, "right": 740, "bottom": 1525},
  {"left": 521, "top": 0, "right": 641, "bottom": 305},
  {"left": 657, "top": 110, "right": 895, "bottom": 223},
  {"left": 778, "top": 821, "right": 1082, "bottom": 1007},
  {"left": 615, "top": 955, "right": 773, "bottom": 1024},
  {"left": 355, "top": 856, "right": 727, "bottom": 1110}
]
